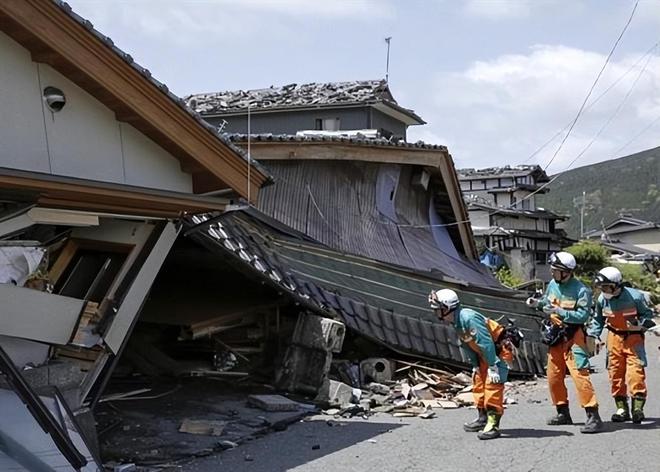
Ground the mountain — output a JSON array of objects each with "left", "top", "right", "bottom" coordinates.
[{"left": 537, "top": 147, "right": 660, "bottom": 239}]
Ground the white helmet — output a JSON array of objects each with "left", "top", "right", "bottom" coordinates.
[
  {"left": 594, "top": 266, "right": 622, "bottom": 286},
  {"left": 549, "top": 251, "right": 576, "bottom": 272},
  {"left": 430, "top": 288, "right": 460, "bottom": 311}
]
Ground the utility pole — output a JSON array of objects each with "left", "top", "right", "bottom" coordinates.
[
  {"left": 385, "top": 37, "right": 392, "bottom": 83},
  {"left": 580, "top": 190, "right": 585, "bottom": 239}
]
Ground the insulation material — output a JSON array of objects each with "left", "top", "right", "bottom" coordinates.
[{"left": 0, "top": 245, "right": 46, "bottom": 286}]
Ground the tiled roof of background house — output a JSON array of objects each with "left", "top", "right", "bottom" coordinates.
[
  {"left": 458, "top": 165, "right": 550, "bottom": 182},
  {"left": 185, "top": 80, "right": 425, "bottom": 124},
  {"left": 225, "top": 133, "right": 448, "bottom": 151}
]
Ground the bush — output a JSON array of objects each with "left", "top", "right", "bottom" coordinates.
[
  {"left": 564, "top": 240, "right": 610, "bottom": 278},
  {"left": 615, "top": 263, "right": 660, "bottom": 304},
  {"left": 495, "top": 266, "right": 524, "bottom": 289}
]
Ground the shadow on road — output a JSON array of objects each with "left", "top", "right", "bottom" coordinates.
[
  {"left": 178, "top": 418, "right": 407, "bottom": 472},
  {"left": 604, "top": 417, "right": 660, "bottom": 431},
  {"left": 501, "top": 428, "right": 574, "bottom": 438}
]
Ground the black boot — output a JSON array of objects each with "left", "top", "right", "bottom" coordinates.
[
  {"left": 631, "top": 396, "right": 646, "bottom": 424},
  {"left": 611, "top": 396, "right": 630, "bottom": 422},
  {"left": 477, "top": 410, "right": 502, "bottom": 440},
  {"left": 547, "top": 404, "right": 573, "bottom": 425},
  {"left": 463, "top": 408, "right": 487, "bottom": 432},
  {"left": 580, "top": 406, "right": 604, "bottom": 434}
]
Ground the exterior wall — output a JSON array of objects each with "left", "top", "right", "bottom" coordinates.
[
  {"left": 206, "top": 107, "right": 371, "bottom": 135},
  {"left": 467, "top": 209, "right": 490, "bottom": 228},
  {"left": 0, "top": 31, "right": 192, "bottom": 192},
  {"left": 618, "top": 229, "right": 660, "bottom": 252},
  {"left": 370, "top": 109, "right": 407, "bottom": 139},
  {"left": 502, "top": 248, "right": 535, "bottom": 281}
]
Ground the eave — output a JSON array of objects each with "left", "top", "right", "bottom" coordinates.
[
  {"left": 238, "top": 140, "right": 447, "bottom": 167},
  {"left": 0, "top": 167, "right": 229, "bottom": 218},
  {"left": 0, "top": 0, "right": 268, "bottom": 202}
]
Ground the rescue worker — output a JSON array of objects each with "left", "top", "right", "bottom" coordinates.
[
  {"left": 588, "top": 266, "right": 656, "bottom": 424},
  {"left": 525, "top": 251, "right": 604, "bottom": 433},
  {"left": 429, "top": 288, "right": 509, "bottom": 440}
]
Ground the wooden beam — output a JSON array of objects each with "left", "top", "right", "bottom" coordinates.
[{"left": 240, "top": 142, "right": 446, "bottom": 168}]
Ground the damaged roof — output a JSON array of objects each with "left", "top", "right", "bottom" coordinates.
[
  {"left": 225, "top": 133, "right": 447, "bottom": 151},
  {"left": 186, "top": 80, "right": 426, "bottom": 125},
  {"left": 184, "top": 209, "right": 548, "bottom": 375},
  {"left": 458, "top": 165, "right": 550, "bottom": 182}
]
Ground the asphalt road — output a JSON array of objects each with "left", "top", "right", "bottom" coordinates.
[{"left": 177, "top": 335, "right": 660, "bottom": 472}]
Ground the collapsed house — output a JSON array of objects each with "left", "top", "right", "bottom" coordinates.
[{"left": 0, "top": 2, "right": 270, "bottom": 469}]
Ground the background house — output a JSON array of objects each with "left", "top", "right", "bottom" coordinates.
[
  {"left": 458, "top": 165, "right": 569, "bottom": 282},
  {"left": 186, "top": 80, "right": 425, "bottom": 141},
  {"left": 586, "top": 215, "right": 660, "bottom": 254}
]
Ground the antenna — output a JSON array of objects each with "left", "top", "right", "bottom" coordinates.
[
  {"left": 247, "top": 103, "right": 252, "bottom": 205},
  {"left": 385, "top": 37, "right": 392, "bottom": 83}
]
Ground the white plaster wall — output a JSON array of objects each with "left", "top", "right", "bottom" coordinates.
[
  {"left": 0, "top": 32, "right": 50, "bottom": 172},
  {"left": 120, "top": 123, "right": 191, "bottom": 192},
  {"left": 0, "top": 31, "right": 192, "bottom": 193}
]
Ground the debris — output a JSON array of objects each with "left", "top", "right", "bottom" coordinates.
[
  {"left": 113, "top": 465, "right": 137, "bottom": 472},
  {"left": 315, "top": 379, "right": 355, "bottom": 407},
  {"left": 312, "top": 444, "right": 320, "bottom": 450},
  {"left": 419, "top": 411, "right": 436, "bottom": 419},
  {"left": 367, "top": 439, "right": 378, "bottom": 443},
  {"left": 244, "top": 454, "right": 254, "bottom": 461},
  {"left": 247, "top": 394, "right": 300, "bottom": 412},
  {"left": 454, "top": 392, "right": 475, "bottom": 405},
  {"left": 451, "top": 372, "right": 472, "bottom": 386},
  {"left": 505, "top": 396, "right": 518, "bottom": 405},
  {"left": 179, "top": 419, "right": 226, "bottom": 436},
  {"left": 323, "top": 408, "right": 340, "bottom": 415},
  {"left": 365, "top": 382, "right": 390, "bottom": 395},
  {"left": 217, "top": 440, "right": 238, "bottom": 450},
  {"left": 99, "top": 388, "right": 151, "bottom": 403},
  {"left": 360, "top": 358, "right": 393, "bottom": 384}
]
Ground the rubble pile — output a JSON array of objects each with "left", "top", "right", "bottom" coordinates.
[{"left": 317, "top": 359, "right": 477, "bottom": 420}]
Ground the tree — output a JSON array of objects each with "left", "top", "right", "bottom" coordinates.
[{"left": 564, "top": 240, "right": 610, "bottom": 282}]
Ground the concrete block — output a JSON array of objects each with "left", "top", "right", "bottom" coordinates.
[
  {"left": 248, "top": 394, "right": 300, "bottom": 412},
  {"left": 360, "top": 358, "right": 393, "bottom": 384}
]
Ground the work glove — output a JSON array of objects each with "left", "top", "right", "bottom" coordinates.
[
  {"left": 585, "top": 335, "right": 599, "bottom": 357},
  {"left": 487, "top": 366, "right": 500, "bottom": 384},
  {"left": 542, "top": 305, "right": 566, "bottom": 318},
  {"left": 525, "top": 297, "right": 539, "bottom": 308}
]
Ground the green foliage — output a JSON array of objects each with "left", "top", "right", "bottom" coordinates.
[
  {"left": 495, "top": 266, "right": 524, "bottom": 289},
  {"left": 615, "top": 263, "right": 660, "bottom": 304},
  {"left": 538, "top": 147, "right": 660, "bottom": 239},
  {"left": 564, "top": 240, "right": 610, "bottom": 278}
]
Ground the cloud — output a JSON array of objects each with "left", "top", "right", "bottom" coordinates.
[
  {"left": 409, "top": 44, "right": 660, "bottom": 173},
  {"left": 462, "top": 0, "right": 531, "bottom": 20},
  {"left": 68, "top": 0, "right": 394, "bottom": 45}
]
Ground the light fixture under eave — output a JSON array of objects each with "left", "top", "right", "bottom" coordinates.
[{"left": 43, "top": 86, "right": 66, "bottom": 112}]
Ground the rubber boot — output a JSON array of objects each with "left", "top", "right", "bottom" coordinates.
[
  {"left": 580, "top": 406, "right": 604, "bottom": 434},
  {"left": 631, "top": 396, "right": 646, "bottom": 424},
  {"left": 463, "top": 408, "right": 487, "bottom": 432},
  {"left": 547, "top": 404, "right": 573, "bottom": 425},
  {"left": 477, "top": 410, "right": 501, "bottom": 440},
  {"left": 611, "top": 396, "right": 630, "bottom": 422}
]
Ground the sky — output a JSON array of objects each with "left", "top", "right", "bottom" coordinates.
[{"left": 66, "top": 0, "right": 660, "bottom": 174}]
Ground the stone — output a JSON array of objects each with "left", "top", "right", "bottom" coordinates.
[{"left": 454, "top": 392, "right": 475, "bottom": 405}]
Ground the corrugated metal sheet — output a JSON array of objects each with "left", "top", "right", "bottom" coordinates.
[{"left": 257, "top": 160, "right": 500, "bottom": 288}]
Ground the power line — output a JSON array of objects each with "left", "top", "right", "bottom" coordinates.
[
  {"left": 522, "top": 40, "right": 660, "bottom": 164},
  {"left": 541, "top": 0, "right": 639, "bottom": 171}
]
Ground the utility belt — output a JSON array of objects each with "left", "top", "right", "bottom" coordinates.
[
  {"left": 541, "top": 321, "right": 583, "bottom": 346},
  {"left": 606, "top": 325, "right": 643, "bottom": 338}
]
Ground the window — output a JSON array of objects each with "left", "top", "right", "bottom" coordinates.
[
  {"left": 315, "top": 118, "right": 340, "bottom": 131},
  {"left": 535, "top": 251, "right": 549, "bottom": 264}
]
